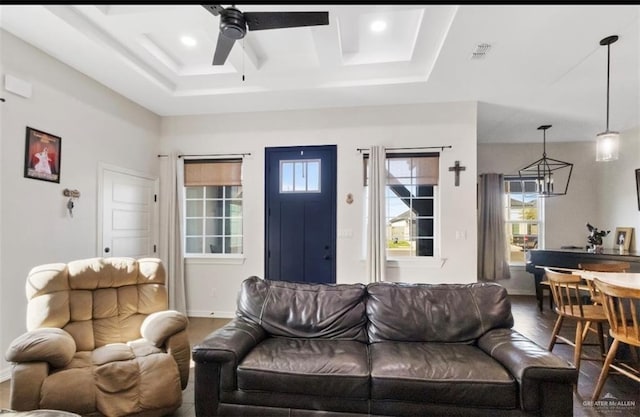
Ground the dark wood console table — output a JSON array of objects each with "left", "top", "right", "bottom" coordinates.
[{"left": 526, "top": 248, "right": 640, "bottom": 311}]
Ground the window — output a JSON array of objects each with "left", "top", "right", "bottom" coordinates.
[
  {"left": 365, "top": 153, "right": 439, "bottom": 257},
  {"left": 184, "top": 159, "right": 243, "bottom": 255},
  {"left": 504, "top": 177, "right": 543, "bottom": 264},
  {"left": 280, "top": 159, "right": 321, "bottom": 193}
]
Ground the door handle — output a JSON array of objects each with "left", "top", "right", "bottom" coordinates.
[{"left": 104, "top": 247, "right": 110, "bottom": 253}]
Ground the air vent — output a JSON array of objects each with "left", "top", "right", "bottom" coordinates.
[{"left": 471, "top": 43, "right": 492, "bottom": 60}]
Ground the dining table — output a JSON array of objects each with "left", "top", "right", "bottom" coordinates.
[
  {"left": 535, "top": 265, "right": 640, "bottom": 290},
  {"left": 527, "top": 249, "right": 640, "bottom": 311},
  {"left": 571, "top": 271, "right": 640, "bottom": 290}
]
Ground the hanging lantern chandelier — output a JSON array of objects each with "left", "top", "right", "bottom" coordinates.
[{"left": 519, "top": 125, "right": 573, "bottom": 197}]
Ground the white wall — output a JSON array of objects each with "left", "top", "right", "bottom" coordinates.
[
  {"left": 160, "top": 102, "right": 478, "bottom": 317},
  {"left": 597, "top": 127, "right": 640, "bottom": 250},
  {"left": 0, "top": 30, "right": 161, "bottom": 379}
]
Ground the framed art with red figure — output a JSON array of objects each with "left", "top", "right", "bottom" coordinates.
[{"left": 24, "top": 126, "right": 61, "bottom": 183}]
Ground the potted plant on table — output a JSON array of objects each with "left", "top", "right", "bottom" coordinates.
[{"left": 586, "top": 223, "right": 610, "bottom": 253}]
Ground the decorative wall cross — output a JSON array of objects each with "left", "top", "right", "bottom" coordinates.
[{"left": 448, "top": 160, "right": 466, "bottom": 186}]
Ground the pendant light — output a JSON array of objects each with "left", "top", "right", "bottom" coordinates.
[
  {"left": 519, "top": 125, "right": 573, "bottom": 197},
  {"left": 595, "top": 35, "right": 620, "bottom": 162}
]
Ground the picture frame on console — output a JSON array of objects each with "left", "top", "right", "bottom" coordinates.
[
  {"left": 614, "top": 227, "right": 633, "bottom": 252},
  {"left": 24, "top": 126, "right": 61, "bottom": 184}
]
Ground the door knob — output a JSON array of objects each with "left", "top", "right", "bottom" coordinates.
[{"left": 104, "top": 247, "right": 110, "bottom": 253}]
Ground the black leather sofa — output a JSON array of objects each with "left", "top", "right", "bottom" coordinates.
[{"left": 193, "top": 277, "right": 577, "bottom": 416}]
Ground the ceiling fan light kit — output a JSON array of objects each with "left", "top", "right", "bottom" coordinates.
[
  {"left": 519, "top": 125, "right": 574, "bottom": 197},
  {"left": 595, "top": 35, "right": 620, "bottom": 162},
  {"left": 203, "top": 4, "right": 329, "bottom": 66}
]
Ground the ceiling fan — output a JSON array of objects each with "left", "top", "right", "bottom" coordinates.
[{"left": 202, "top": 4, "right": 329, "bottom": 66}]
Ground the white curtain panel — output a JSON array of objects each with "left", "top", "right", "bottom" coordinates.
[
  {"left": 367, "top": 145, "right": 387, "bottom": 283},
  {"left": 160, "top": 153, "right": 187, "bottom": 313},
  {"left": 477, "top": 173, "right": 511, "bottom": 281}
]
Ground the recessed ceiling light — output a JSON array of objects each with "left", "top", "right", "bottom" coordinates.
[
  {"left": 370, "top": 20, "right": 387, "bottom": 33},
  {"left": 180, "top": 35, "right": 197, "bottom": 48}
]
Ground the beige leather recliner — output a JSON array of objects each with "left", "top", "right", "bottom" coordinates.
[{"left": 5, "top": 257, "right": 190, "bottom": 417}]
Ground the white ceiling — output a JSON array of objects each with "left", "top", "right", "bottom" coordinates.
[{"left": 1, "top": 4, "right": 639, "bottom": 144}]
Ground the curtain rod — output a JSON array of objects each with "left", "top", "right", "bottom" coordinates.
[
  {"left": 357, "top": 146, "right": 452, "bottom": 153},
  {"left": 157, "top": 152, "right": 251, "bottom": 158}
]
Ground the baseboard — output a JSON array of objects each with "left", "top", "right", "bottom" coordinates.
[
  {"left": 187, "top": 310, "right": 235, "bottom": 319},
  {"left": 506, "top": 289, "right": 536, "bottom": 296}
]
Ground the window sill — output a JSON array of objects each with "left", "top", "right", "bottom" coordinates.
[
  {"left": 386, "top": 257, "right": 447, "bottom": 268},
  {"left": 185, "top": 255, "right": 246, "bottom": 265}
]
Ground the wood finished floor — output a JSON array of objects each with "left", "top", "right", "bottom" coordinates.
[{"left": 1, "top": 295, "right": 638, "bottom": 416}]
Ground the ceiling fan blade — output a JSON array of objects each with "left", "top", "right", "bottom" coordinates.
[
  {"left": 212, "top": 33, "right": 235, "bottom": 65},
  {"left": 202, "top": 4, "right": 225, "bottom": 17},
  {"left": 244, "top": 12, "right": 329, "bottom": 31}
]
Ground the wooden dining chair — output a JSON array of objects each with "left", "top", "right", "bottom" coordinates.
[
  {"left": 579, "top": 262, "right": 630, "bottom": 304},
  {"left": 539, "top": 279, "right": 554, "bottom": 310},
  {"left": 591, "top": 278, "right": 640, "bottom": 401},
  {"left": 544, "top": 268, "right": 609, "bottom": 375},
  {"left": 579, "top": 262, "right": 631, "bottom": 272}
]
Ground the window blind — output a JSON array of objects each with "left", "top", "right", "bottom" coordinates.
[
  {"left": 184, "top": 159, "right": 242, "bottom": 186},
  {"left": 364, "top": 153, "right": 439, "bottom": 186}
]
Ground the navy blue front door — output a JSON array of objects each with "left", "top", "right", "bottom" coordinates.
[{"left": 265, "top": 145, "right": 336, "bottom": 283}]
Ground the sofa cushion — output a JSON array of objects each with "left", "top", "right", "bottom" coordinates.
[
  {"left": 237, "top": 277, "right": 368, "bottom": 341},
  {"left": 367, "top": 282, "right": 514, "bottom": 342},
  {"left": 370, "top": 342, "right": 517, "bottom": 409},
  {"left": 237, "top": 338, "right": 369, "bottom": 399},
  {"left": 40, "top": 366, "right": 96, "bottom": 415}
]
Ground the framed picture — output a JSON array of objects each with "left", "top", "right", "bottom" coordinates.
[
  {"left": 614, "top": 227, "right": 633, "bottom": 251},
  {"left": 636, "top": 168, "right": 640, "bottom": 211},
  {"left": 24, "top": 126, "right": 61, "bottom": 183}
]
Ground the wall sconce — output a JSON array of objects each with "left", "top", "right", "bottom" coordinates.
[
  {"left": 595, "top": 35, "right": 620, "bottom": 162},
  {"left": 63, "top": 188, "right": 80, "bottom": 217}
]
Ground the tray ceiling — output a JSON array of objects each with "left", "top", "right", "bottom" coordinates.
[{"left": 1, "top": 5, "right": 638, "bottom": 143}]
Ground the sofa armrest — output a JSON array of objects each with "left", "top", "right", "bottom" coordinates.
[
  {"left": 193, "top": 317, "right": 266, "bottom": 391},
  {"left": 193, "top": 317, "right": 267, "bottom": 363},
  {"left": 5, "top": 328, "right": 75, "bottom": 368},
  {"left": 141, "top": 310, "right": 189, "bottom": 347},
  {"left": 192, "top": 317, "right": 266, "bottom": 416},
  {"left": 478, "top": 328, "right": 578, "bottom": 416}
]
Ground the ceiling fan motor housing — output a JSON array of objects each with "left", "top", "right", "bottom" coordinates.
[
  {"left": 204, "top": 4, "right": 329, "bottom": 66},
  {"left": 220, "top": 7, "right": 246, "bottom": 40}
]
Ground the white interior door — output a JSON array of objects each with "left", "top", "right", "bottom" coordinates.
[{"left": 100, "top": 165, "right": 158, "bottom": 258}]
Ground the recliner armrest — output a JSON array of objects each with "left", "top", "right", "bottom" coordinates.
[
  {"left": 141, "top": 310, "right": 189, "bottom": 347},
  {"left": 5, "top": 328, "right": 76, "bottom": 368},
  {"left": 478, "top": 328, "right": 577, "bottom": 416},
  {"left": 166, "top": 330, "right": 191, "bottom": 390}
]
